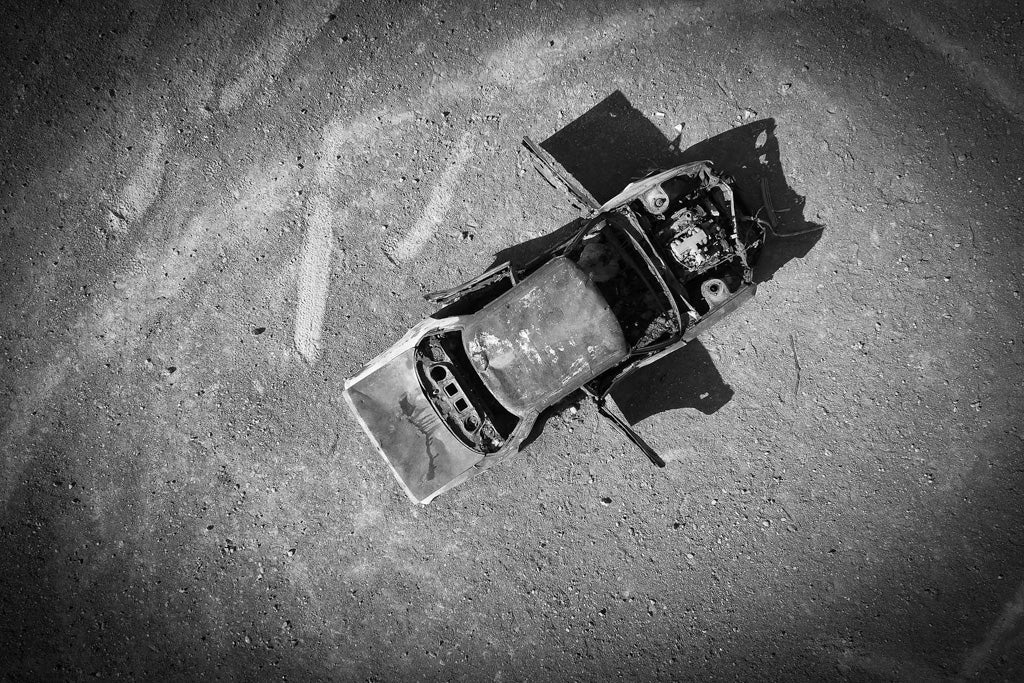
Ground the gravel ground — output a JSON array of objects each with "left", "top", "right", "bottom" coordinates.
[{"left": 2, "top": 0, "right": 1022, "bottom": 680}]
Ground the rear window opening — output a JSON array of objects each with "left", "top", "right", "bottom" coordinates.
[{"left": 415, "top": 331, "right": 519, "bottom": 454}]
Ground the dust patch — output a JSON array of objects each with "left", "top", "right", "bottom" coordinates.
[
  {"left": 1, "top": 165, "right": 296, "bottom": 506},
  {"left": 316, "top": 113, "right": 393, "bottom": 183},
  {"left": 0, "top": 355, "right": 73, "bottom": 507},
  {"left": 107, "top": 126, "right": 168, "bottom": 234},
  {"left": 961, "top": 580, "right": 1024, "bottom": 678},
  {"left": 87, "top": 213, "right": 209, "bottom": 355},
  {"left": 117, "top": 0, "right": 164, "bottom": 59},
  {"left": 319, "top": 118, "right": 374, "bottom": 180},
  {"left": 868, "top": 2, "right": 1024, "bottom": 121},
  {"left": 218, "top": 0, "right": 338, "bottom": 112},
  {"left": 463, "top": 2, "right": 788, "bottom": 97},
  {"left": 294, "top": 195, "right": 337, "bottom": 364},
  {"left": 386, "top": 132, "right": 474, "bottom": 263},
  {"left": 292, "top": 109, "right": 363, "bottom": 366},
  {"left": 837, "top": 648, "right": 946, "bottom": 682},
  {"left": 482, "top": 33, "right": 568, "bottom": 89}
]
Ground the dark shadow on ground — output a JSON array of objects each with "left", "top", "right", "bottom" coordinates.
[
  {"left": 539, "top": 90, "right": 684, "bottom": 204},
  {"left": 540, "top": 91, "right": 824, "bottom": 285},
  {"left": 610, "top": 340, "right": 732, "bottom": 424},
  {"left": 676, "top": 120, "right": 824, "bottom": 284},
  {"left": 499, "top": 91, "right": 822, "bottom": 436}
]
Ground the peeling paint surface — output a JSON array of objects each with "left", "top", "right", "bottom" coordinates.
[{"left": 464, "top": 258, "right": 628, "bottom": 413}]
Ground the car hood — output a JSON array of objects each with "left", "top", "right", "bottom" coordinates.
[
  {"left": 462, "top": 257, "right": 629, "bottom": 414},
  {"left": 599, "top": 160, "right": 712, "bottom": 212},
  {"left": 344, "top": 330, "right": 484, "bottom": 504}
]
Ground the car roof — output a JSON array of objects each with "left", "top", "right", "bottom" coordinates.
[{"left": 462, "top": 257, "right": 629, "bottom": 414}]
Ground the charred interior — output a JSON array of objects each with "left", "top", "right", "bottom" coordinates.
[
  {"left": 569, "top": 220, "right": 680, "bottom": 349},
  {"left": 415, "top": 331, "right": 519, "bottom": 454}
]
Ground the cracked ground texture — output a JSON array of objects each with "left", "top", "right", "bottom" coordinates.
[{"left": 1, "top": 0, "right": 1022, "bottom": 680}]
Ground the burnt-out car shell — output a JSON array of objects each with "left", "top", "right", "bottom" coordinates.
[{"left": 345, "top": 145, "right": 768, "bottom": 504}]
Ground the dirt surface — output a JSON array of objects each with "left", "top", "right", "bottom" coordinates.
[{"left": 2, "top": 0, "right": 1023, "bottom": 680}]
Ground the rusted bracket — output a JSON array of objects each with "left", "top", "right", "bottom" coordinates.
[
  {"left": 522, "top": 136, "right": 602, "bottom": 212},
  {"left": 592, "top": 394, "right": 665, "bottom": 468},
  {"left": 425, "top": 262, "right": 516, "bottom": 306}
]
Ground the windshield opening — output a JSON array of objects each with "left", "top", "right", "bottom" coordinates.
[
  {"left": 415, "top": 331, "right": 519, "bottom": 454},
  {"left": 568, "top": 219, "right": 680, "bottom": 349}
]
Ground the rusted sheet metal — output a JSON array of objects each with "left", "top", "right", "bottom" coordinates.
[
  {"left": 598, "top": 161, "right": 714, "bottom": 212},
  {"left": 681, "top": 284, "right": 757, "bottom": 343},
  {"left": 463, "top": 257, "right": 628, "bottom": 414},
  {"left": 345, "top": 343, "right": 483, "bottom": 504},
  {"left": 523, "top": 136, "right": 602, "bottom": 211},
  {"left": 424, "top": 261, "right": 516, "bottom": 308}
]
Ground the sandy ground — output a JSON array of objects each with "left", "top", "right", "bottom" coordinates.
[{"left": 2, "top": 0, "right": 1023, "bottom": 680}]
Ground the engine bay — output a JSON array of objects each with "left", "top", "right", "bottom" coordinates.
[{"left": 627, "top": 170, "right": 764, "bottom": 315}]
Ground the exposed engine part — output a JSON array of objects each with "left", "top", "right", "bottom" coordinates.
[
  {"left": 700, "top": 278, "right": 731, "bottom": 307},
  {"left": 655, "top": 206, "right": 732, "bottom": 279},
  {"left": 670, "top": 224, "right": 710, "bottom": 270},
  {"left": 640, "top": 184, "right": 670, "bottom": 215}
]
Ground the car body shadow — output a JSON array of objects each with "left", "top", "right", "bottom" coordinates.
[{"left": 609, "top": 340, "right": 732, "bottom": 424}]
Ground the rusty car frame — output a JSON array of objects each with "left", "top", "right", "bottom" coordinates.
[{"left": 344, "top": 137, "right": 769, "bottom": 503}]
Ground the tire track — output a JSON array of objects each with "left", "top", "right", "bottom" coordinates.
[
  {"left": 294, "top": 195, "right": 337, "bottom": 364},
  {"left": 385, "top": 132, "right": 474, "bottom": 263},
  {"left": 107, "top": 125, "right": 167, "bottom": 233},
  {"left": 218, "top": 0, "right": 338, "bottom": 112},
  {"left": 868, "top": 1, "right": 1024, "bottom": 122},
  {"left": 961, "top": 580, "right": 1024, "bottom": 678}
]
